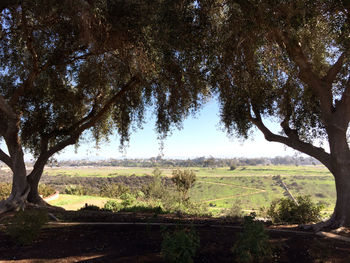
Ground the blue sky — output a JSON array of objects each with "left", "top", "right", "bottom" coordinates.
[{"left": 55, "top": 99, "right": 297, "bottom": 160}]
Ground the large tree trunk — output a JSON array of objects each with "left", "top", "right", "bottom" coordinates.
[
  {"left": 27, "top": 160, "right": 48, "bottom": 206},
  {"left": 331, "top": 169, "right": 350, "bottom": 227},
  {"left": 0, "top": 146, "right": 48, "bottom": 213},
  {"left": 321, "top": 123, "right": 350, "bottom": 229},
  {"left": 0, "top": 149, "right": 30, "bottom": 213}
]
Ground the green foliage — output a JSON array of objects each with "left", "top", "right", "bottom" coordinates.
[
  {"left": 171, "top": 169, "right": 196, "bottom": 201},
  {"left": 120, "top": 192, "right": 136, "bottom": 208},
  {"left": 161, "top": 227, "right": 200, "bottom": 263},
  {"left": 99, "top": 183, "right": 130, "bottom": 198},
  {"left": 5, "top": 209, "right": 48, "bottom": 245},
  {"left": 266, "top": 195, "right": 324, "bottom": 224},
  {"left": 119, "top": 205, "right": 165, "bottom": 214},
  {"left": 230, "top": 164, "right": 237, "bottom": 171},
  {"left": 79, "top": 203, "right": 101, "bottom": 211},
  {"left": 0, "top": 183, "right": 11, "bottom": 200},
  {"left": 103, "top": 200, "right": 121, "bottom": 212},
  {"left": 225, "top": 200, "right": 244, "bottom": 220},
  {"left": 142, "top": 169, "right": 167, "bottom": 200},
  {"left": 64, "top": 185, "right": 94, "bottom": 196},
  {"left": 38, "top": 184, "right": 56, "bottom": 197},
  {"left": 232, "top": 213, "right": 272, "bottom": 263}
]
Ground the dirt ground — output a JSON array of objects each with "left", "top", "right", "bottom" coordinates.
[{"left": 1, "top": 210, "right": 350, "bottom": 263}]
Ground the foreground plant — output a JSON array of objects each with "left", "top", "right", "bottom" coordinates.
[
  {"left": 266, "top": 195, "right": 324, "bottom": 224},
  {"left": 5, "top": 209, "right": 48, "bottom": 245},
  {"left": 161, "top": 226, "right": 200, "bottom": 263},
  {"left": 232, "top": 213, "right": 272, "bottom": 263}
]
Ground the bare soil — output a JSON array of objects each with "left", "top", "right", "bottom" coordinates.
[{"left": 1, "top": 210, "right": 350, "bottom": 263}]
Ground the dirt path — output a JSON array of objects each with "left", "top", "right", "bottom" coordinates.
[{"left": 197, "top": 180, "right": 266, "bottom": 203}]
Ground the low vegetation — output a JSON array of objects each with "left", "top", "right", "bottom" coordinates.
[
  {"left": 264, "top": 195, "right": 324, "bottom": 224},
  {"left": 4, "top": 209, "right": 48, "bottom": 245},
  {"left": 0, "top": 165, "right": 335, "bottom": 219},
  {"left": 231, "top": 213, "right": 272, "bottom": 263},
  {"left": 161, "top": 226, "right": 200, "bottom": 263}
]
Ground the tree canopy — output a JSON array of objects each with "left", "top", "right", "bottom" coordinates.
[
  {"left": 2, "top": 0, "right": 350, "bottom": 229},
  {"left": 0, "top": 0, "right": 210, "bottom": 210},
  {"left": 203, "top": 0, "right": 350, "bottom": 228}
]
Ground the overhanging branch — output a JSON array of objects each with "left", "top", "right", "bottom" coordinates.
[
  {"left": 39, "top": 76, "right": 140, "bottom": 160},
  {"left": 323, "top": 52, "right": 345, "bottom": 84},
  {"left": 0, "top": 95, "right": 16, "bottom": 120},
  {"left": 273, "top": 30, "right": 333, "bottom": 117},
  {"left": 0, "top": 148, "right": 12, "bottom": 169},
  {"left": 251, "top": 111, "right": 331, "bottom": 169}
]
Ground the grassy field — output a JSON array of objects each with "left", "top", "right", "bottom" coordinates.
[
  {"left": 43, "top": 165, "right": 332, "bottom": 177},
  {"left": 49, "top": 194, "right": 119, "bottom": 210},
  {"left": 45, "top": 165, "right": 335, "bottom": 213}
]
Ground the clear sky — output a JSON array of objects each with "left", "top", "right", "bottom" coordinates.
[{"left": 53, "top": 99, "right": 297, "bottom": 160}]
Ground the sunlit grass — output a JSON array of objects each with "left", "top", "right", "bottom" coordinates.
[{"left": 45, "top": 165, "right": 336, "bottom": 213}]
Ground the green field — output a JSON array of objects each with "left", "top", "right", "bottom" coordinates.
[
  {"left": 49, "top": 194, "right": 119, "bottom": 211},
  {"left": 44, "top": 165, "right": 332, "bottom": 177},
  {"left": 45, "top": 165, "right": 335, "bottom": 213}
]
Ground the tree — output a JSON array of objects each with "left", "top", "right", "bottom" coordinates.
[
  {"left": 204, "top": 0, "right": 350, "bottom": 228},
  {"left": 171, "top": 169, "right": 196, "bottom": 201},
  {"left": 0, "top": 0, "right": 209, "bottom": 212}
]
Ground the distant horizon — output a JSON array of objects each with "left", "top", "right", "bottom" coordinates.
[
  {"left": 7, "top": 99, "right": 325, "bottom": 163},
  {"left": 50, "top": 154, "right": 315, "bottom": 162}
]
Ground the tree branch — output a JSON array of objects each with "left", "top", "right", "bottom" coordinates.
[
  {"left": 323, "top": 52, "right": 345, "bottom": 84},
  {"left": 273, "top": 30, "right": 333, "bottom": 116},
  {"left": 0, "top": 95, "right": 16, "bottom": 120},
  {"left": 250, "top": 110, "right": 331, "bottom": 169},
  {"left": 0, "top": 148, "right": 13, "bottom": 169},
  {"left": 10, "top": 5, "right": 41, "bottom": 106},
  {"left": 37, "top": 76, "right": 140, "bottom": 161},
  {"left": 334, "top": 75, "right": 350, "bottom": 126}
]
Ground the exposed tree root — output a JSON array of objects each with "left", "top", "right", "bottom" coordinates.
[
  {"left": 300, "top": 215, "right": 347, "bottom": 232},
  {"left": 0, "top": 186, "right": 30, "bottom": 214},
  {"left": 0, "top": 192, "right": 64, "bottom": 217}
]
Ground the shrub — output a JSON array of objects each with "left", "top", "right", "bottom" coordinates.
[
  {"left": 142, "top": 169, "right": 167, "bottom": 200},
  {"left": 232, "top": 213, "right": 272, "bottom": 263},
  {"left": 79, "top": 203, "right": 101, "bottom": 211},
  {"left": 38, "top": 184, "right": 56, "bottom": 197},
  {"left": 0, "top": 183, "right": 11, "bottom": 200},
  {"left": 103, "top": 200, "right": 121, "bottom": 212},
  {"left": 171, "top": 169, "right": 196, "bottom": 201},
  {"left": 5, "top": 209, "right": 48, "bottom": 245},
  {"left": 119, "top": 205, "right": 165, "bottom": 214},
  {"left": 230, "top": 164, "right": 237, "bottom": 170},
  {"left": 161, "top": 227, "right": 200, "bottom": 263},
  {"left": 64, "top": 184, "right": 93, "bottom": 195},
  {"left": 99, "top": 183, "right": 130, "bottom": 198},
  {"left": 120, "top": 192, "right": 136, "bottom": 208},
  {"left": 225, "top": 200, "right": 244, "bottom": 220},
  {"left": 266, "top": 195, "right": 324, "bottom": 224}
]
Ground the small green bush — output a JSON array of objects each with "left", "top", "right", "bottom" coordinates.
[
  {"left": 79, "top": 203, "right": 101, "bottom": 211},
  {"left": 119, "top": 205, "right": 165, "bottom": 214},
  {"left": 0, "top": 183, "right": 11, "bottom": 200},
  {"left": 232, "top": 213, "right": 272, "bottom": 263},
  {"left": 230, "top": 164, "right": 237, "bottom": 171},
  {"left": 120, "top": 192, "right": 136, "bottom": 207},
  {"left": 225, "top": 200, "right": 244, "bottom": 220},
  {"left": 266, "top": 195, "right": 324, "bottom": 224},
  {"left": 38, "top": 184, "right": 56, "bottom": 197},
  {"left": 171, "top": 169, "right": 196, "bottom": 201},
  {"left": 142, "top": 169, "right": 167, "bottom": 200},
  {"left": 161, "top": 227, "right": 200, "bottom": 263},
  {"left": 64, "top": 185, "right": 94, "bottom": 195},
  {"left": 6, "top": 209, "right": 48, "bottom": 245},
  {"left": 103, "top": 200, "right": 121, "bottom": 212},
  {"left": 99, "top": 183, "right": 130, "bottom": 198}
]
